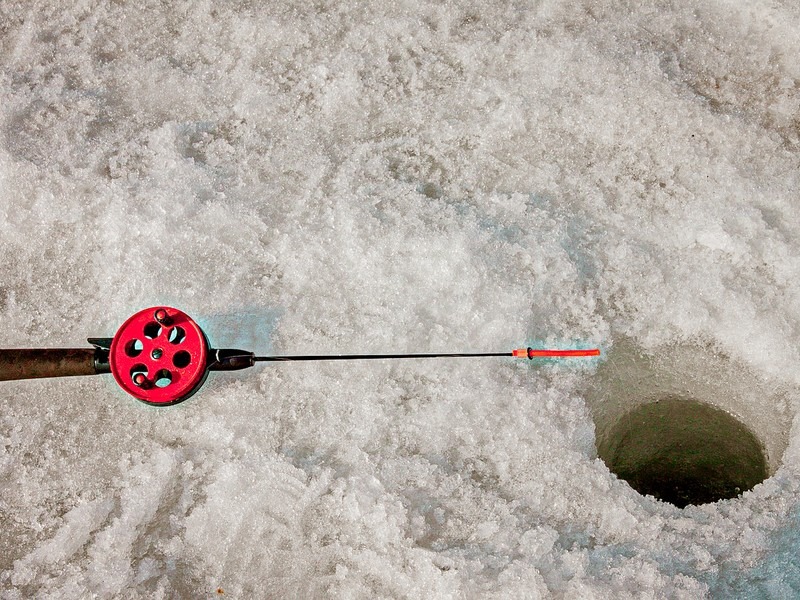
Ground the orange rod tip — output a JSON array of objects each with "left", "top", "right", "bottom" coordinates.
[{"left": 514, "top": 347, "right": 601, "bottom": 359}]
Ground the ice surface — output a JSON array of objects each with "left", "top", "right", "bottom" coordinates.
[{"left": 2, "top": 0, "right": 800, "bottom": 597}]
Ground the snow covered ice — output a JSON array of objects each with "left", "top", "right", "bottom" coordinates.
[{"left": 2, "top": 0, "right": 800, "bottom": 597}]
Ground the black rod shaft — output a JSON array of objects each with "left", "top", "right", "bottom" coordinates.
[{"left": 254, "top": 352, "right": 512, "bottom": 362}]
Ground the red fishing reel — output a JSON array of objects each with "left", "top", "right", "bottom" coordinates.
[{"left": 109, "top": 307, "right": 211, "bottom": 405}]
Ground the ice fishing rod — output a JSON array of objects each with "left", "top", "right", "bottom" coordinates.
[{"left": 0, "top": 307, "right": 600, "bottom": 406}]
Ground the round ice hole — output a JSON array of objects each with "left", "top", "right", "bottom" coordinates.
[
  {"left": 168, "top": 326, "right": 186, "bottom": 344},
  {"left": 154, "top": 369, "right": 172, "bottom": 388},
  {"left": 584, "top": 338, "right": 790, "bottom": 509},
  {"left": 172, "top": 350, "right": 191, "bottom": 369},
  {"left": 598, "top": 396, "right": 768, "bottom": 508},
  {"left": 143, "top": 322, "right": 162, "bottom": 340},
  {"left": 125, "top": 339, "right": 144, "bottom": 357}
]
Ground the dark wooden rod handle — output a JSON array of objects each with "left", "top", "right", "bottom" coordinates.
[{"left": 0, "top": 349, "right": 100, "bottom": 381}]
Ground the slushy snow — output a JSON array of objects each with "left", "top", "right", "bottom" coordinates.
[{"left": 2, "top": 0, "right": 800, "bottom": 597}]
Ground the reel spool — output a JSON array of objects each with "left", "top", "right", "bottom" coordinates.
[{"left": 109, "top": 307, "right": 210, "bottom": 405}]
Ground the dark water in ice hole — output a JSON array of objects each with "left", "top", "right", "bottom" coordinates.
[{"left": 598, "top": 396, "right": 768, "bottom": 508}]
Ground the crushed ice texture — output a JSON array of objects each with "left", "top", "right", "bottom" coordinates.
[{"left": 2, "top": 0, "right": 800, "bottom": 597}]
